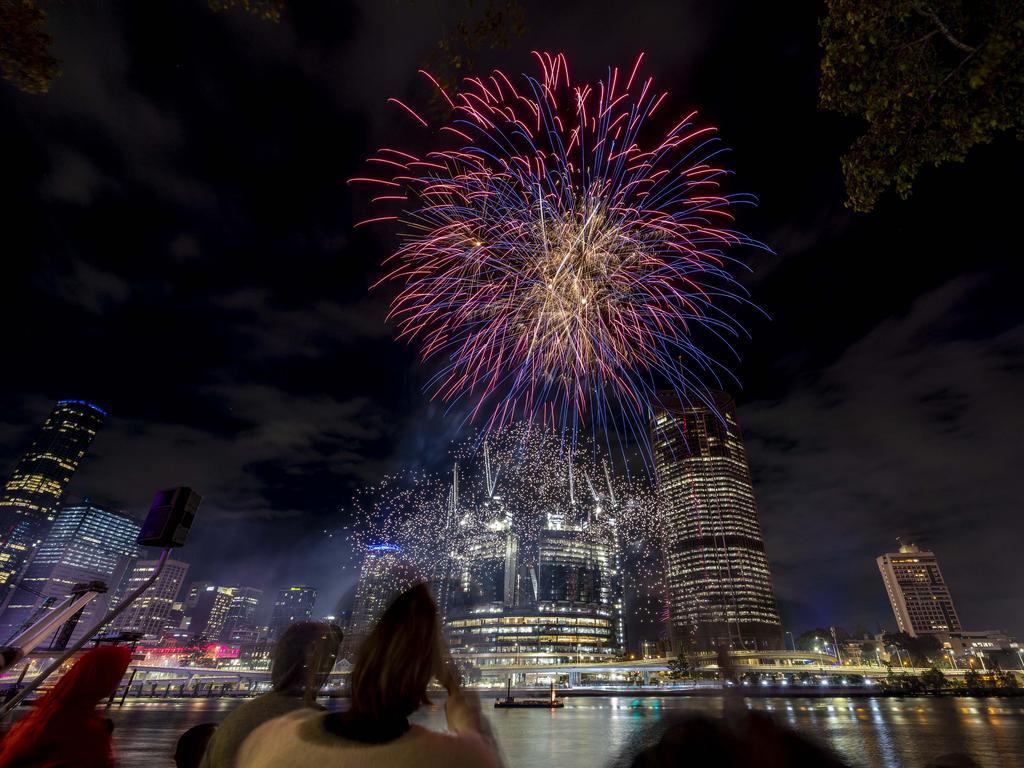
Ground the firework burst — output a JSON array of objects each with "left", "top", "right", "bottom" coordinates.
[{"left": 353, "top": 52, "right": 768, "bottom": 457}]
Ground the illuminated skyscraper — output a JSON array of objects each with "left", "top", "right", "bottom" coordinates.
[
  {"left": 0, "top": 401, "right": 105, "bottom": 595},
  {"left": 268, "top": 585, "right": 317, "bottom": 639},
  {"left": 878, "top": 540, "right": 962, "bottom": 638},
  {"left": 110, "top": 558, "right": 189, "bottom": 639},
  {"left": 445, "top": 510, "right": 625, "bottom": 667},
  {"left": 652, "top": 391, "right": 782, "bottom": 652},
  {"left": 0, "top": 501, "right": 139, "bottom": 644},
  {"left": 222, "top": 586, "right": 262, "bottom": 642},
  {"left": 343, "top": 545, "right": 411, "bottom": 660},
  {"left": 184, "top": 581, "right": 215, "bottom": 610},
  {"left": 184, "top": 583, "right": 234, "bottom": 642}
]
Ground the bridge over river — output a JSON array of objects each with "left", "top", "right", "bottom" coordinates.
[
  {"left": 2, "top": 648, "right": 977, "bottom": 700},
  {"left": 113, "top": 649, "right": 965, "bottom": 697}
]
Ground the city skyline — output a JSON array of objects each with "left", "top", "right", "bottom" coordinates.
[
  {"left": 0, "top": 395, "right": 1015, "bottom": 652},
  {"left": 0, "top": 499, "right": 140, "bottom": 645},
  {"left": 1, "top": 1, "right": 1021, "bottom": 642},
  {"left": 0, "top": 400, "right": 106, "bottom": 599}
]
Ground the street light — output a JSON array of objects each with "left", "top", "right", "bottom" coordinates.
[{"left": 895, "top": 648, "right": 906, "bottom": 668}]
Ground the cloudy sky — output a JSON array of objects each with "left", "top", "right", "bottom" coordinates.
[{"left": 1, "top": 1, "right": 1021, "bottom": 635}]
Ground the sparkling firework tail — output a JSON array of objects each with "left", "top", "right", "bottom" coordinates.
[{"left": 344, "top": 425, "right": 668, "bottom": 624}]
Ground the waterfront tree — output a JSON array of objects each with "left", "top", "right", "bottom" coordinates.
[
  {"left": 997, "top": 670, "right": 1019, "bottom": 690},
  {"left": 921, "top": 667, "right": 947, "bottom": 691},
  {"left": 667, "top": 650, "right": 692, "bottom": 680},
  {"left": 963, "top": 668, "right": 982, "bottom": 691},
  {"left": 795, "top": 628, "right": 832, "bottom": 653},
  {"left": 819, "top": 0, "right": 1024, "bottom": 212},
  {"left": 883, "top": 632, "right": 942, "bottom": 666},
  {"left": 860, "top": 641, "right": 879, "bottom": 664}
]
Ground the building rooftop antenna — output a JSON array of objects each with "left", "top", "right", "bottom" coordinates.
[
  {"left": 603, "top": 460, "right": 617, "bottom": 507},
  {"left": 451, "top": 462, "right": 459, "bottom": 513},
  {"left": 484, "top": 442, "right": 499, "bottom": 498}
]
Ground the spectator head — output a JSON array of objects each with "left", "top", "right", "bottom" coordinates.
[
  {"left": 349, "top": 582, "right": 440, "bottom": 722},
  {"left": 271, "top": 621, "right": 343, "bottom": 700},
  {"left": 628, "top": 712, "right": 848, "bottom": 768},
  {"left": 173, "top": 722, "right": 217, "bottom": 768}
]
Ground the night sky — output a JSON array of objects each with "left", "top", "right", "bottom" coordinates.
[{"left": 1, "top": 1, "right": 1021, "bottom": 637}]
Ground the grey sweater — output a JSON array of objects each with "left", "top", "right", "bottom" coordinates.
[{"left": 199, "top": 692, "right": 318, "bottom": 768}]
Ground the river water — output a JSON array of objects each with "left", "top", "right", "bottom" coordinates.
[{"left": 94, "top": 695, "right": 1024, "bottom": 767}]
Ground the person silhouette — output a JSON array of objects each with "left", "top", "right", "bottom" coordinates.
[
  {"left": 237, "top": 583, "right": 502, "bottom": 768},
  {"left": 0, "top": 645, "right": 132, "bottom": 768}
]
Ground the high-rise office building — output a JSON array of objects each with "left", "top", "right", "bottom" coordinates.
[
  {"left": 184, "top": 583, "right": 234, "bottom": 642},
  {"left": 0, "top": 501, "right": 139, "bottom": 644},
  {"left": 652, "top": 391, "right": 783, "bottom": 652},
  {"left": 444, "top": 507, "right": 625, "bottom": 667},
  {"left": 268, "top": 585, "right": 317, "bottom": 639},
  {"left": 343, "top": 545, "right": 411, "bottom": 660},
  {"left": 877, "top": 540, "right": 962, "bottom": 637},
  {"left": 0, "top": 401, "right": 105, "bottom": 595},
  {"left": 110, "top": 558, "right": 189, "bottom": 639},
  {"left": 184, "top": 581, "right": 215, "bottom": 611},
  {"left": 222, "top": 586, "right": 262, "bottom": 642}
]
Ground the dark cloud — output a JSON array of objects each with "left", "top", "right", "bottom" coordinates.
[
  {"left": 216, "top": 288, "right": 392, "bottom": 359},
  {"left": 743, "top": 277, "right": 1024, "bottom": 635},
  {"left": 36, "top": 261, "right": 133, "bottom": 314}
]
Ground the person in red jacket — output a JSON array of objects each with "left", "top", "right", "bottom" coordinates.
[{"left": 0, "top": 645, "right": 131, "bottom": 768}]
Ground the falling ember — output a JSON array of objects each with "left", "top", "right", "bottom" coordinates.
[
  {"left": 343, "top": 425, "right": 667, "bottom": 624},
  {"left": 352, "top": 52, "right": 769, "bottom": 458}
]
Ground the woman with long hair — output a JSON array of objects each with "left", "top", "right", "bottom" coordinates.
[
  {"left": 0, "top": 644, "right": 132, "bottom": 768},
  {"left": 237, "top": 583, "right": 501, "bottom": 768},
  {"left": 200, "top": 620, "right": 342, "bottom": 768}
]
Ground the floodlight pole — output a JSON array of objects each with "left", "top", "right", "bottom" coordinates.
[
  {"left": 0, "top": 547, "right": 171, "bottom": 718},
  {"left": 2, "top": 584, "right": 105, "bottom": 662}
]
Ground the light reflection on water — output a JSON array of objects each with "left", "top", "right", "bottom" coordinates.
[{"left": 89, "top": 695, "right": 1024, "bottom": 768}]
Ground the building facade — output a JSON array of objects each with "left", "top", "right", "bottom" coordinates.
[
  {"left": 343, "top": 545, "right": 411, "bottom": 660},
  {"left": 652, "top": 391, "right": 783, "bottom": 652},
  {"left": 184, "top": 583, "right": 234, "bottom": 642},
  {"left": 222, "top": 586, "right": 262, "bottom": 642},
  {"left": 0, "top": 501, "right": 139, "bottom": 644},
  {"left": 110, "top": 558, "right": 189, "bottom": 639},
  {"left": 184, "top": 581, "right": 215, "bottom": 611},
  {"left": 445, "top": 509, "right": 625, "bottom": 667},
  {"left": 0, "top": 401, "right": 105, "bottom": 596},
  {"left": 268, "top": 585, "right": 317, "bottom": 639},
  {"left": 877, "top": 540, "right": 962, "bottom": 637}
]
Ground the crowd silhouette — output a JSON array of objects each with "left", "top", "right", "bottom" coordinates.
[{"left": 0, "top": 583, "right": 989, "bottom": 767}]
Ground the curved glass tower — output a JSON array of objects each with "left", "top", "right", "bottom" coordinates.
[
  {"left": 653, "top": 391, "right": 782, "bottom": 652},
  {"left": 444, "top": 505, "right": 624, "bottom": 667}
]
